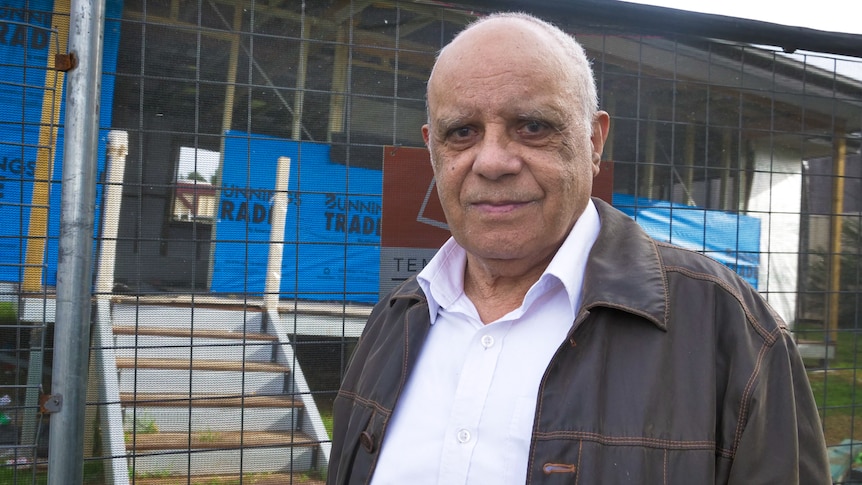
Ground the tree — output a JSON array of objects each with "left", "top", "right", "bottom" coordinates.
[{"left": 187, "top": 170, "right": 207, "bottom": 182}]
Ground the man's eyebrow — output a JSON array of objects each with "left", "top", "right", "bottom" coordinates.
[
  {"left": 433, "top": 114, "right": 471, "bottom": 132},
  {"left": 515, "top": 108, "right": 547, "bottom": 119},
  {"left": 515, "top": 107, "right": 567, "bottom": 124}
]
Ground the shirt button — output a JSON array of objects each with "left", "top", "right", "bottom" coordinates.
[
  {"left": 480, "top": 335, "right": 494, "bottom": 349},
  {"left": 457, "top": 428, "right": 471, "bottom": 443}
]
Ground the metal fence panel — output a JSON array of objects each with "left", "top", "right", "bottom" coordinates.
[{"left": 1, "top": 0, "right": 861, "bottom": 483}]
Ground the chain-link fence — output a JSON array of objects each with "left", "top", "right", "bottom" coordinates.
[{"left": 1, "top": 0, "right": 861, "bottom": 483}]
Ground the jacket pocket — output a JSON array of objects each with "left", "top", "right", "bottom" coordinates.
[{"left": 531, "top": 439, "right": 715, "bottom": 485}]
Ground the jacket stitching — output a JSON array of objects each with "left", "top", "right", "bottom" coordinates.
[
  {"left": 389, "top": 284, "right": 425, "bottom": 305},
  {"left": 731, "top": 338, "right": 770, "bottom": 456},
  {"left": 529, "top": 353, "right": 553, "bottom": 484},
  {"left": 664, "top": 265, "right": 776, "bottom": 345},
  {"left": 652, "top": 238, "right": 671, "bottom": 325},
  {"left": 575, "top": 440, "right": 583, "bottom": 485},
  {"left": 585, "top": 300, "right": 668, "bottom": 330},
  {"left": 663, "top": 263, "right": 784, "bottom": 460},
  {"left": 533, "top": 431, "right": 715, "bottom": 450},
  {"left": 663, "top": 448, "right": 668, "bottom": 485},
  {"left": 334, "top": 389, "right": 393, "bottom": 418},
  {"left": 401, "top": 310, "right": 410, "bottom": 391}
]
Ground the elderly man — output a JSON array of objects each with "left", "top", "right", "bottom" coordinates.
[{"left": 328, "top": 12, "right": 830, "bottom": 485}]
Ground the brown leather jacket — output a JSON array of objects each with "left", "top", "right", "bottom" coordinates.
[{"left": 328, "top": 198, "right": 830, "bottom": 484}]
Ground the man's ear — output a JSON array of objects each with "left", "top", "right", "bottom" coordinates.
[
  {"left": 422, "top": 124, "right": 439, "bottom": 174},
  {"left": 422, "top": 124, "right": 431, "bottom": 146},
  {"left": 590, "top": 111, "right": 610, "bottom": 175}
]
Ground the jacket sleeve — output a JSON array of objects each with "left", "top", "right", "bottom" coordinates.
[{"left": 726, "top": 329, "right": 831, "bottom": 484}]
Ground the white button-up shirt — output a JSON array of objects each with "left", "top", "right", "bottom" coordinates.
[{"left": 370, "top": 200, "right": 601, "bottom": 485}]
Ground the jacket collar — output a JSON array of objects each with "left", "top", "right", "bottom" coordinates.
[
  {"left": 584, "top": 198, "right": 668, "bottom": 330},
  {"left": 387, "top": 197, "right": 669, "bottom": 331}
]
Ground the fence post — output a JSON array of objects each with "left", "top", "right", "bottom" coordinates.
[
  {"left": 47, "top": 0, "right": 106, "bottom": 482},
  {"left": 84, "top": 130, "right": 130, "bottom": 483},
  {"left": 265, "top": 157, "right": 291, "bottom": 311}
]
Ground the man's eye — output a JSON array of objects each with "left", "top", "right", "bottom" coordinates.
[
  {"left": 522, "top": 120, "right": 548, "bottom": 135},
  {"left": 449, "top": 127, "right": 473, "bottom": 139}
]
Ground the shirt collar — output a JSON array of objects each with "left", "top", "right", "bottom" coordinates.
[
  {"left": 417, "top": 199, "right": 601, "bottom": 325},
  {"left": 416, "top": 237, "right": 464, "bottom": 324},
  {"left": 537, "top": 199, "right": 601, "bottom": 319}
]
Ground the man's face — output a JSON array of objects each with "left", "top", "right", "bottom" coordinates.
[{"left": 423, "top": 22, "right": 608, "bottom": 271}]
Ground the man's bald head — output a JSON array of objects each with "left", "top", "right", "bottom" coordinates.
[{"left": 428, "top": 12, "right": 598, "bottom": 129}]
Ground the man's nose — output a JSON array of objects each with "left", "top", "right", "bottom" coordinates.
[{"left": 471, "top": 129, "right": 523, "bottom": 180}]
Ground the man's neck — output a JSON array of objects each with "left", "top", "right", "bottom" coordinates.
[{"left": 462, "top": 254, "right": 552, "bottom": 324}]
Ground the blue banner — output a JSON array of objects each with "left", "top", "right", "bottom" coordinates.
[
  {"left": 613, "top": 193, "right": 761, "bottom": 287},
  {"left": 0, "top": 0, "right": 123, "bottom": 285},
  {"left": 210, "top": 131, "right": 382, "bottom": 303}
]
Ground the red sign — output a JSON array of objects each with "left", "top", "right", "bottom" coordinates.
[{"left": 381, "top": 146, "right": 451, "bottom": 248}]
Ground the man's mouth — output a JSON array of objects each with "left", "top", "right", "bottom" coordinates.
[{"left": 471, "top": 200, "right": 532, "bottom": 214}]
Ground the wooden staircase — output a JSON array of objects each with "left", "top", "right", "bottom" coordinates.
[{"left": 104, "top": 298, "right": 329, "bottom": 483}]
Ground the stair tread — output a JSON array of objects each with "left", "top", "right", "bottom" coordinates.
[
  {"left": 120, "top": 392, "right": 302, "bottom": 408},
  {"left": 131, "top": 472, "right": 324, "bottom": 485},
  {"left": 113, "top": 325, "right": 277, "bottom": 341},
  {"left": 111, "top": 296, "right": 266, "bottom": 313},
  {"left": 126, "top": 430, "right": 318, "bottom": 451},
  {"left": 116, "top": 357, "right": 290, "bottom": 373}
]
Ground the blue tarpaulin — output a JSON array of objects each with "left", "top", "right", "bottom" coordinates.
[
  {"left": 210, "top": 132, "right": 382, "bottom": 303},
  {"left": 0, "top": 0, "right": 123, "bottom": 285},
  {"left": 613, "top": 193, "right": 761, "bottom": 288}
]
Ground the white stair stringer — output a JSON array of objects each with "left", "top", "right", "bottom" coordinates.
[{"left": 266, "top": 308, "right": 333, "bottom": 469}]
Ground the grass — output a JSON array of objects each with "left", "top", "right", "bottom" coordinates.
[
  {"left": 0, "top": 459, "right": 104, "bottom": 484},
  {"left": 809, "top": 369, "right": 862, "bottom": 445},
  {"left": 0, "top": 302, "right": 16, "bottom": 324},
  {"left": 135, "top": 469, "right": 174, "bottom": 479},
  {"left": 198, "top": 429, "right": 219, "bottom": 443},
  {"left": 134, "top": 414, "right": 159, "bottom": 434},
  {"left": 797, "top": 325, "right": 862, "bottom": 445},
  {"left": 319, "top": 409, "right": 333, "bottom": 438}
]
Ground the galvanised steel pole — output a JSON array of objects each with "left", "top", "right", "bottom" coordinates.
[{"left": 47, "top": 0, "right": 106, "bottom": 482}]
